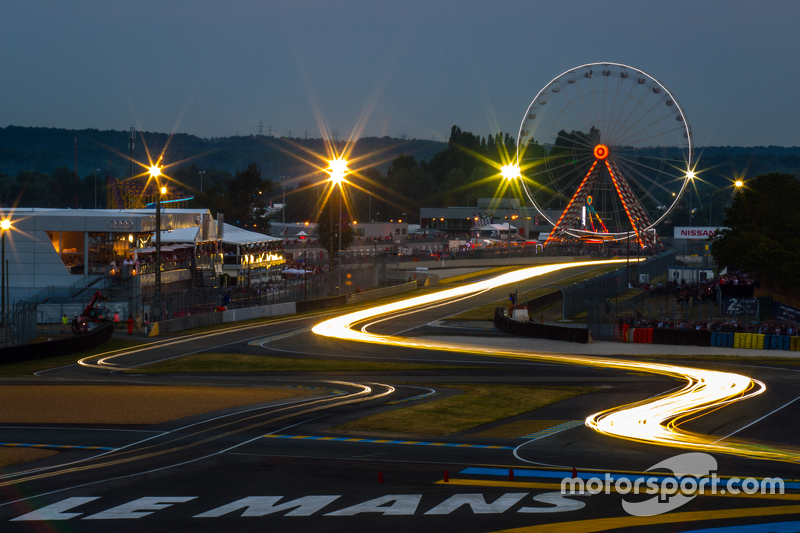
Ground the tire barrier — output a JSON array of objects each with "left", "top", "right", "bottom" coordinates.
[
  {"left": 494, "top": 308, "right": 590, "bottom": 344},
  {"left": 645, "top": 329, "right": 799, "bottom": 350},
  {"left": 0, "top": 321, "right": 113, "bottom": 364},
  {"left": 631, "top": 328, "right": 654, "bottom": 344}
]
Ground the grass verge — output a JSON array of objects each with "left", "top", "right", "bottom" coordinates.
[
  {"left": 131, "top": 352, "right": 477, "bottom": 373},
  {"left": 331, "top": 383, "right": 592, "bottom": 437},
  {"left": 0, "top": 384, "right": 317, "bottom": 425},
  {"left": 445, "top": 265, "right": 625, "bottom": 322},
  {"left": 447, "top": 288, "right": 556, "bottom": 321},
  {"left": 439, "top": 267, "right": 518, "bottom": 284},
  {"left": 0, "top": 448, "right": 59, "bottom": 469},
  {"left": 0, "top": 338, "right": 146, "bottom": 377}
]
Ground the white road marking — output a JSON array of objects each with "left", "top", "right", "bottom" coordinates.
[
  {"left": 0, "top": 383, "right": 387, "bottom": 508},
  {"left": 324, "top": 495, "right": 422, "bottom": 516},
  {"left": 712, "top": 394, "right": 800, "bottom": 444},
  {"left": 194, "top": 496, "right": 340, "bottom": 518},
  {"left": 10, "top": 497, "right": 99, "bottom": 521},
  {"left": 518, "top": 492, "right": 587, "bottom": 513},
  {"left": 83, "top": 497, "right": 196, "bottom": 520}
]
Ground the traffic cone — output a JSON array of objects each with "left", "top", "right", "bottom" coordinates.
[
  {"left": 378, "top": 471, "right": 384, "bottom": 484},
  {"left": 572, "top": 466, "right": 577, "bottom": 479},
  {"left": 443, "top": 470, "right": 449, "bottom": 483},
  {"left": 509, "top": 468, "right": 514, "bottom": 482}
]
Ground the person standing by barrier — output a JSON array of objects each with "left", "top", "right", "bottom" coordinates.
[
  {"left": 61, "top": 314, "right": 68, "bottom": 333},
  {"left": 134, "top": 314, "right": 142, "bottom": 336},
  {"left": 113, "top": 311, "right": 120, "bottom": 330},
  {"left": 127, "top": 315, "right": 134, "bottom": 335}
]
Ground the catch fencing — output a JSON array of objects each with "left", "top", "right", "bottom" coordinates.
[
  {"left": 136, "top": 264, "right": 377, "bottom": 321},
  {"left": 0, "top": 306, "right": 38, "bottom": 348},
  {"left": 561, "top": 251, "right": 675, "bottom": 320},
  {"left": 586, "top": 286, "right": 772, "bottom": 341}
]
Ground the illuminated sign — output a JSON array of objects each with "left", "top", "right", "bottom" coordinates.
[{"left": 673, "top": 227, "right": 726, "bottom": 239}]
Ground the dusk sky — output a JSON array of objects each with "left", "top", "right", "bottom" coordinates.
[{"left": 2, "top": 0, "right": 798, "bottom": 146}]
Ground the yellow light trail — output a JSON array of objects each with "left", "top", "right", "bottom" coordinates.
[{"left": 313, "top": 260, "right": 800, "bottom": 463}]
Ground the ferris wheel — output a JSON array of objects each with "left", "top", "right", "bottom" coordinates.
[{"left": 516, "top": 62, "right": 693, "bottom": 248}]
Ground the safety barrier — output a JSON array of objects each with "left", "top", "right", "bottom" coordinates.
[
  {"left": 630, "top": 328, "right": 654, "bottom": 344},
  {"left": 651, "top": 328, "right": 712, "bottom": 347},
  {"left": 643, "top": 329, "right": 800, "bottom": 351},
  {"left": 0, "top": 321, "right": 113, "bottom": 364},
  {"left": 494, "top": 308, "right": 590, "bottom": 344}
]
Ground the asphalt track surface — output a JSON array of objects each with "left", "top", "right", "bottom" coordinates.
[{"left": 2, "top": 263, "right": 800, "bottom": 532}]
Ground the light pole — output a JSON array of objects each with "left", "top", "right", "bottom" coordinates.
[
  {"left": 687, "top": 170, "right": 695, "bottom": 227},
  {"left": 708, "top": 193, "right": 713, "bottom": 227},
  {"left": 1, "top": 219, "right": 9, "bottom": 322},
  {"left": 626, "top": 229, "right": 631, "bottom": 290},
  {"left": 501, "top": 164, "right": 521, "bottom": 259},
  {"left": 302, "top": 236, "right": 307, "bottom": 301},
  {"left": 95, "top": 169, "right": 100, "bottom": 209},
  {"left": 150, "top": 164, "right": 165, "bottom": 322},
  {"left": 635, "top": 218, "right": 640, "bottom": 285},
  {"left": 327, "top": 157, "right": 349, "bottom": 295},
  {"left": 199, "top": 170, "right": 206, "bottom": 194}
]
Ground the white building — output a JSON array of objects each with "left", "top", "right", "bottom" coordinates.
[{"left": 0, "top": 208, "right": 232, "bottom": 322}]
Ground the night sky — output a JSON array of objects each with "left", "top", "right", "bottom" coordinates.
[{"left": 1, "top": 0, "right": 797, "bottom": 146}]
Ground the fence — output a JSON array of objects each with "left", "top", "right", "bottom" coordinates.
[
  {"left": 0, "top": 306, "right": 38, "bottom": 348},
  {"left": 0, "top": 320, "right": 112, "bottom": 363},
  {"left": 561, "top": 251, "right": 675, "bottom": 319},
  {"left": 133, "top": 264, "right": 377, "bottom": 322},
  {"left": 226, "top": 265, "right": 375, "bottom": 310},
  {"left": 587, "top": 287, "right": 771, "bottom": 341}
]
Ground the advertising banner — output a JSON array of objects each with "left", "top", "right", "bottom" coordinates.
[
  {"left": 721, "top": 297, "right": 759, "bottom": 317},
  {"left": 673, "top": 227, "right": 727, "bottom": 239},
  {"left": 773, "top": 301, "right": 800, "bottom": 322}
]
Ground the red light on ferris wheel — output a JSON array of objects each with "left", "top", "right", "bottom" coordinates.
[{"left": 593, "top": 144, "right": 609, "bottom": 160}]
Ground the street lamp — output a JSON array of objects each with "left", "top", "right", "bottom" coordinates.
[
  {"left": 1, "top": 219, "right": 9, "bottom": 322},
  {"left": 327, "top": 157, "right": 349, "bottom": 294},
  {"left": 687, "top": 170, "right": 695, "bottom": 227},
  {"left": 199, "top": 170, "right": 206, "bottom": 194},
  {"left": 501, "top": 164, "right": 520, "bottom": 258},
  {"left": 150, "top": 164, "right": 165, "bottom": 322}
]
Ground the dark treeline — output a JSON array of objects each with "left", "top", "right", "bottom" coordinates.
[
  {"left": 1, "top": 125, "right": 799, "bottom": 231},
  {"left": 0, "top": 126, "right": 446, "bottom": 182}
]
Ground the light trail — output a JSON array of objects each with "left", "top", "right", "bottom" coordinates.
[{"left": 313, "top": 260, "right": 800, "bottom": 463}]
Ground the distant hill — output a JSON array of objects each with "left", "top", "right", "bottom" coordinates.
[
  {"left": 1, "top": 125, "right": 799, "bottom": 183},
  {"left": 0, "top": 125, "right": 448, "bottom": 179}
]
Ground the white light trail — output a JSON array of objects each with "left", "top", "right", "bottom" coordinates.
[{"left": 313, "top": 260, "right": 800, "bottom": 463}]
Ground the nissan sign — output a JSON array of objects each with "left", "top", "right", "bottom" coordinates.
[
  {"left": 107, "top": 220, "right": 134, "bottom": 230},
  {"left": 673, "top": 226, "right": 726, "bottom": 239}
]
